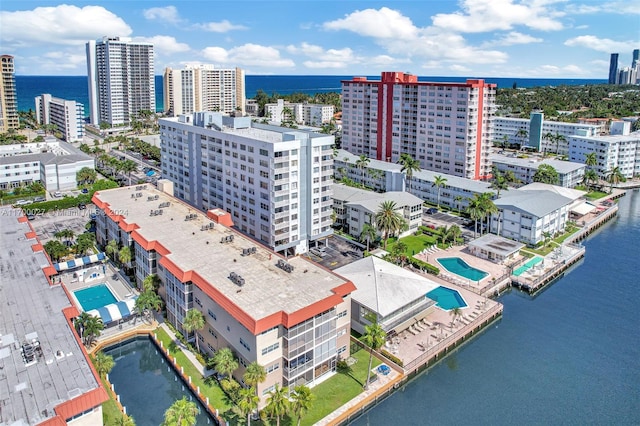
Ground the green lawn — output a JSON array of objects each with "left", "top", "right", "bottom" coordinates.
[
  {"left": 386, "top": 234, "right": 438, "bottom": 256},
  {"left": 585, "top": 190, "right": 609, "bottom": 200},
  {"left": 154, "top": 327, "right": 232, "bottom": 416},
  {"left": 525, "top": 225, "right": 581, "bottom": 256}
]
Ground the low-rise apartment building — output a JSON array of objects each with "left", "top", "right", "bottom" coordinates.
[
  {"left": 160, "top": 112, "right": 334, "bottom": 255},
  {"left": 264, "top": 99, "right": 335, "bottom": 126},
  {"left": 92, "top": 185, "right": 355, "bottom": 401},
  {"left": 490, "top": 154, "right": 586, "bottom": 188},
  {"left": 569, "top": 130, "right": 640, "bottom": 179},
  {"left": 332, "top": 183, "right": 422, "bottom": 239}
]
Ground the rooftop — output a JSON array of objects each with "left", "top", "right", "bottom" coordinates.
[
  {"left": 0, "top": 208, "right": 102, "bottom": 425},
  {"left": 335, "top": 256, "right": 438, "bottom": 318},
  {"left": 494, "top": 189, "right": 573, "bottom": 217},
  {"left": 468, "top": 234, "right": 525, "bottom": 256},
  {"left": 490, "top": 154, "right": 585, "bottom": 174},
  {"left": 333, "top": 184, "right": 423, "bottom": 213},
  {"left": 92, "top": 186, "right": 351, "bottom": 327},
  {"left": 569, "top": 131, "right": 640, "bottom": 144}
]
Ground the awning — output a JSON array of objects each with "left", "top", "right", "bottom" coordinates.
[
  {"left": 86, "top": 298, "right": 137, "bottom": 324},
  {"left": 570, "top": 201, "right": 596, "bottom": 216},
  {"left": 54, "top": 252, "right": 106, "bottom": 272}
]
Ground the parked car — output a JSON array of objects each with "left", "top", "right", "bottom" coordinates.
[
  {"left": 13, "top": 199, "right": 32, "bottom": 206},
  {"left": 26, "top": 214, "right": 36, "bottom": 221},
  {"left": 426, "top": 207, "right": 438, "bottom": 214},
  {"left": 81, "top": 188, "right": 89, "bottom": 194},
  {"left": 53, "top": 191, "right": 62, "bottom": 198},
  {"left": 33, "top": 196, "right": 46, "bottom": 202},
  {"left": 78, "top": 203, "right": 87, "bottom": 210},
  {"left": 310, "top": 247, "right": 327, "bottom": 258}
]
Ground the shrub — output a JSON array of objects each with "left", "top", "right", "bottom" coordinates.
[
  {"left": 380, "top": 349, "right": 404, "bottom": 367},
  {"left": 220, "top": 378, "right": 241, "bottom": 403},
  {"left": 407, "top": 256, "right": 440, "bottom": 275}
]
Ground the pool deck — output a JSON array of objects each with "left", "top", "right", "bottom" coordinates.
[{"left": 59, "top": 262, "right": 137, "bottom": 310}]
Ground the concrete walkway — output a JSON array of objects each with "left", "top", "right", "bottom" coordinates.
[{"left": 158, "top": 322, "right": 214, "bottom": 378}]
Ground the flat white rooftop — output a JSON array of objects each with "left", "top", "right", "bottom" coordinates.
[{"left": 94, "top": 186, "right": 349, "bottom": 322}]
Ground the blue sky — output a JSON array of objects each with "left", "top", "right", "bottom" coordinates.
[{"left": 1, "top": 1, "right": 638, "bottom": 78}]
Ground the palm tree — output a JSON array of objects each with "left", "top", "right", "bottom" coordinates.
[
  {"left": 80, "top": 315, "right": 104, "bottom": 347},
  {"left": 542, "top": 132, "right": 554, "bottom": 157},
  {"left": 93, "top": 351, "right": 115, "bottom": 378},
  {"left": 120, "top": 414, "right": 136, "bottom": 426},
  {"left": 515, "top": 128, "right": 528, "bottom": 148},
  {"left": 121, "top": 159, "right": 137, "bottom": 186},
  {"left": 553, "top": 133, "right": 567, "bottom": 155},
  {"left": 583, "top": 169, "right": 599, "bottom": 191},
  {"left": 105, "top": 239, "right": 119, "bottom": 261},
  {"left": 449, "top": 307, "right": 462, "bottom": 329},
  {"left": 134, "top": 290, "right": 163, "bottom": 320},
  {"left": 432, "top": 175, "right": 447, "bottom": 208},
  {"left": 446, "top": 225, "right": 462, "bottom": 246},
  {"left": 479, "top": 193, "right": 498, "bottom": 234},
  {"left": 542, "top": 231, "right": 553, "bottom": 248},
  {"left": 355, "top": 154, "right": 370, "bottom": 187},
  {"left": 237, "top": 387, "right": 259, "bottom": 426},
  {"left": 243, "top": 361, "right": 266, "bottom": 397},
  {"left": 291, "top": 385, "right": 315, "bottom": 426},
  {"left": 453, "top": 195, "right": 464, "bottom": 214},
  {"left": 397, "top": 153, "right": 421, "bottom": 192},
  {"left": 466, "top": 195, "right": 484, "bottom": 238},
  {"left": 489, "top": 176, "right": 508, "bottom": 198},
  {"left": 182, "top": 309, "right": 205, "bottom": 353},
  {"left": 212, "top": 347, "right": 238, "bottom": 379},
  {"left": 142, "top": 273, "right": 161, "bottom": 293},
  {"left": 118, "top": 246, "right": 132, "bottom": 269},
  {"left": 374, "top": 201, "right": 406, "bottom": 250},
  {"left": 163, "top": 397, "right": 198, "bottom": 426},
  {"left": 391, "top": 241, "right": 408, "bottom": 267},
  {"left": 359, "top": 223, "right": 378, "bottom": 252},
  {"left": 362, "top": 321, "right": 386, "bottom": 390},
  {"left": 585, "top": 152, "right": 597, "bottom": 169},
  {"left": 265, "top": 384, "right": 290, "bottom": 426},
  {"left": 605, "top": 166, "right": 625, "bottom": 193}
]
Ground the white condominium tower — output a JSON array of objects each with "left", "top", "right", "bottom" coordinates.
[
  {"left": 160, "top": 112, "right": 334, "bottom": 255},
  {"left": 163, "top": 65, "right": 245, "bottom": 117},
  {"left": 341, "top": 72, "right": 497, "bottom": 180},
  {"left": 35, "top": 94, "right": 85, "bottom": 142},
  {"left": 86, "top": 36, "right": 155, "bottom": 127},
  {"left": 0, "top": 55, "right": 19, "bottom": 133}
]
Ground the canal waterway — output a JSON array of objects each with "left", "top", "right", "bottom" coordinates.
[
  {"left": 352, "top": 190, "right": 640, "bottom": 425},
  {"left": 104, "top": 337, "right": 215, "bottom": 426}
]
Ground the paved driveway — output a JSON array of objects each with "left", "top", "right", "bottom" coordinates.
[{"left": 305, "top": 235, "right": 363, "bottom": 270}]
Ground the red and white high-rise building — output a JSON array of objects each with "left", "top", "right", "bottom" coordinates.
[{"left": 341, "top": 72, "right": 496, "bottom": 180}]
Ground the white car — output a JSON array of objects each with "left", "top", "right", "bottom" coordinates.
[
  {"left": 310, "top": 247, "right": 327, "bottom": 257},
  {"left": 13, "top": 199, "right": 32, "bottom": 206},
  {"left": 53, "top": 191, "right": 62, "bottom": 198}
]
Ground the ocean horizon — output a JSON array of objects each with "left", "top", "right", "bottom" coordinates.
[{"left": 16, "top": 74, "right": 607, "bottom": 115}]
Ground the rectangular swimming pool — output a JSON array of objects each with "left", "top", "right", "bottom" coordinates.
[
  {"left": 513, "top": 256, "right": 543, "bottom": 276},
  {"left": 437, "top": 257, "right": 489, "bottom": 281},
  {"left": 74, "top": 283, "right": 117, "bottom": 312}
]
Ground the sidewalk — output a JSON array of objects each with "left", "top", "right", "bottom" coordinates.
[{"left": 158, "top": 322, "right": 214, "bottom": 378}]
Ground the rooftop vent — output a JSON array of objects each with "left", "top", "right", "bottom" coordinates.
[
  {"left": 135, "top": 185, "right": 148, "bottom": 190},
  {"left": 158, "top": 201, "right": 171, "bottom": 208},
  {"left": 201, "top": 223, "right": 215, "bottom": 231},
  {"left": 184, "top": 213, "right": 198, "bottom": 221},
  {"left": 229, "top": 271, "right": 245, "bottom": 286},
  {"left": 276, "top": 259, "right": 294, "bottom": 273},
  {"left": 130, "top": 192, "right": 143, "bottom": 199},
  {"left": 149, "top": 209, "right": 164, "bottom": 216},
  {"left": 241, "top": 247, "right": 257, "bottom": 256},
  {"left": 220, "top": 235, "right": 234, "bottom": 244},
  {"left": 147, "top": 195, "right": 159, "bottom": 201}
]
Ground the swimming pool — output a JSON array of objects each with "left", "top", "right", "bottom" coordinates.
[
  {"left": 513, "top": 256, "right": 543, "bottom": 276},
  {"left": 437, "top": 257, "right": 489, "bottom": 281},
  {"left": 426, "top": 286, "right": 468, "bottom": 310},
  {"left": 74, "top": 283, "right": 117, "bottom": 312}
]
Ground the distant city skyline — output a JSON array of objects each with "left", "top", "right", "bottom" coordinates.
[{"left": 1, "top": 1, "right": 639, "bottom": 78}]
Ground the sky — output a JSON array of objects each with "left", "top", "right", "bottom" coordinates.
[{"left": 0, "top": 0, "right": 638, "bottom": 78}]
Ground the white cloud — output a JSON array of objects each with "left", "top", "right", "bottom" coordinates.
[
  {"left": 491, "top": 31, "right": 544, "bottom": 46},
  {"left": 134, "top": 36, "right": 190, "bottom": 55},
  {"left": 143, "top": 6, "right": 183, "bottom": 24},
  {"left": 566, "top": 1, "right": 640, "bottom": 15},
  {"left": 529, "top": 64, "right": 590, "bottom": 76},
  {"left": 202, "top": 44, "right": 294, "bottom": 68},
  {"left": 303, "top": 61, "right": 348, "bottom": 69},
  {"left": 196, "top": 20, "right": 247, "bottom": 33},
  {"left": 323, "top": 7, "right": 419, "bottom": 39},
  {"left": 431, "top": 0, "right": 564, "bottom": 32},
  {"left": 0, "top": 5, "right": 131, "bottom": 48},
  {"left": 449, "top": 64, "right": 471, "bottom": 72},
  {"left": 564, "top": 35, "right": 639, "bottom": 53}
]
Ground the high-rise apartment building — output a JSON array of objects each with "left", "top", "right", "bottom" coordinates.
[
  {"left": 35, "top": 94, "right": 85, "bottom": 142},
  {"left": 160, "top": 112, "right": 334, "bottom": 255},
  {"left": 86, "top": 37, "right": 155, "bottom": 127},
  {"left": 0, "top": 55, "right": 19, "bottom": 133},
  {"left": 163, "top": 65, "right": 245, "bottom": 117},
  {"left": 609, "top": 53, "right": 619, "bottom": 84},
  {"left": 633, "top": 49, "right": 640, "bottom": 69},
  {"left": 341, "top": 72, "right": 496, "bottom": 180}
]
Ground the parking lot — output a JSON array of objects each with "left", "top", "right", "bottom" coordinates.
[
  {"left": 26, "top": 205, "right": 96, "bottom": 245},
  {"left": 304, "top": 235, "right": 363, "bottom": 270},
  {"left": 423, "top": 208, "right": 476, "bottom": 240}
]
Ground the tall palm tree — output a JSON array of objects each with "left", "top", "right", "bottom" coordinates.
[
  {"left": 397, "top": 153, "right": 421, "bottom": 192},
  {"left": 105, "top": 239, "right": 119, "bottom": 261},
  {"left": 355, "top": 154, "right": 370, "bottom": 187},
  {"left": 212, "top": 347, "right": 238, "bottom": 379},
  {"left": 479, "top": 193, "right": 498, "bottom": 234},
  {"left": 362, "top": 321, "right": 386, "bottom": 390},
  {"left": 142, "top": 273, "right": 161, "bottom": 293},
  {"left": 183, "top": 309, "right": 205, "bottom": 353},
  {"left": 93, "top": 351, "right": 115, "bottom": 378},
  {"left": 374, "top": 201, "right": 406, "bottom": 250},
  {"left": 291, "top": 385, "right": 315, "bottom": 426},
  {"left": 81, "top": 315, "right": 104, "bottom": 347},
  {"left": 237, "top": 387, "right": 259, "bottom": 426},
  {"left": 489, "top": 176, "right": 508, "bottom": 198},
  {"left": 553, "top": 133, "right": 567, "bottom": 155},
  {"left": 453, "top": 195, "right": 464, "bottom": 214},
  {"left": 515, "top": 128, "right": 528, "bottom": 148},
  {"left": 121, "top": 159, "right": 137, "bottom": 186},
  {"left": 243, "top": 362, "right": 266, "bottom": 397},
  {"left": 605, "top": 166, "right": 625, "bottom": 193},
  {"left": 359, "top": 223, "right": 378, "bottom": 252},
  {"left": 265, "top": 384, "right": 290, "bottom": 426},
  {"left": 584, "top": 152, "right": 597, "bottom": 169},
  {"left": 542, "top": 132, "right": 554, "bottom": 157},
  {"left": 163, "top": 397, "right": 199, "bottom": 426},
  {"left": 118, "top": 246, "right": 132, "bottom": 269},
  {"left": 542, "top": 231, "right": 553, "bottom": 248},
  {"left": 466, "top": 194, "right": 485, "bottom": 238},
  {"left": 134, "top": 290, "right": 163, "bottom": 320},
  {"left": 583, "top": 169, "right": 599, "bottom": 190},
  {"left": 432, "top": 175, "right": 447, "bottom": 208}
]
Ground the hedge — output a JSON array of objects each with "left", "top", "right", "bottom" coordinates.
[
  {"left": 407, "top": 256, "right": 440, "bottom": 275},
  {"left": 380, "top": 349, "right": 404, "bottom": 367},
  {"left": 25, "top": 180, "right": 118, "bottom": 213}
]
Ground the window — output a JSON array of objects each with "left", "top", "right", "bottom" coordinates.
[
  {"left": 266, "top": 362, "right": 280, "bottom": 374},
  {"left": 208, "top": 310, "right": 216, "bottom": 320},
  {"left": 337, "top": 310, "right": 347, "bottom": 319},
  {"left": 240, "top": 338, "right": 251, "bottom": 352},
  {"left": 261, "top": 342, "right": 280, "bottom": 356}
]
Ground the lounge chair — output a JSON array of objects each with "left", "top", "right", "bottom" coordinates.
[{"left": 407, "top": 327, "right": 417, "bottom": 335}]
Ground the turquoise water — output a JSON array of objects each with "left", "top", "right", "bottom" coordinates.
[
  {"left": 104, "top": 337, "right": 214, "bottom": 425},
  {"left": 426, "top": 286, "right": 468, "bottom": 310},
  {"left": 513, "top": 256, "right": 543, "bottom": 276},
  {"left": 352, "top": 190, "right": 640, "bottom": 425},
  {"left": 73, "top": 283, "right": 117, "bottom": 311},
  {"left": 437, "top": 257, "right": 489, "bottom": 281}
]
